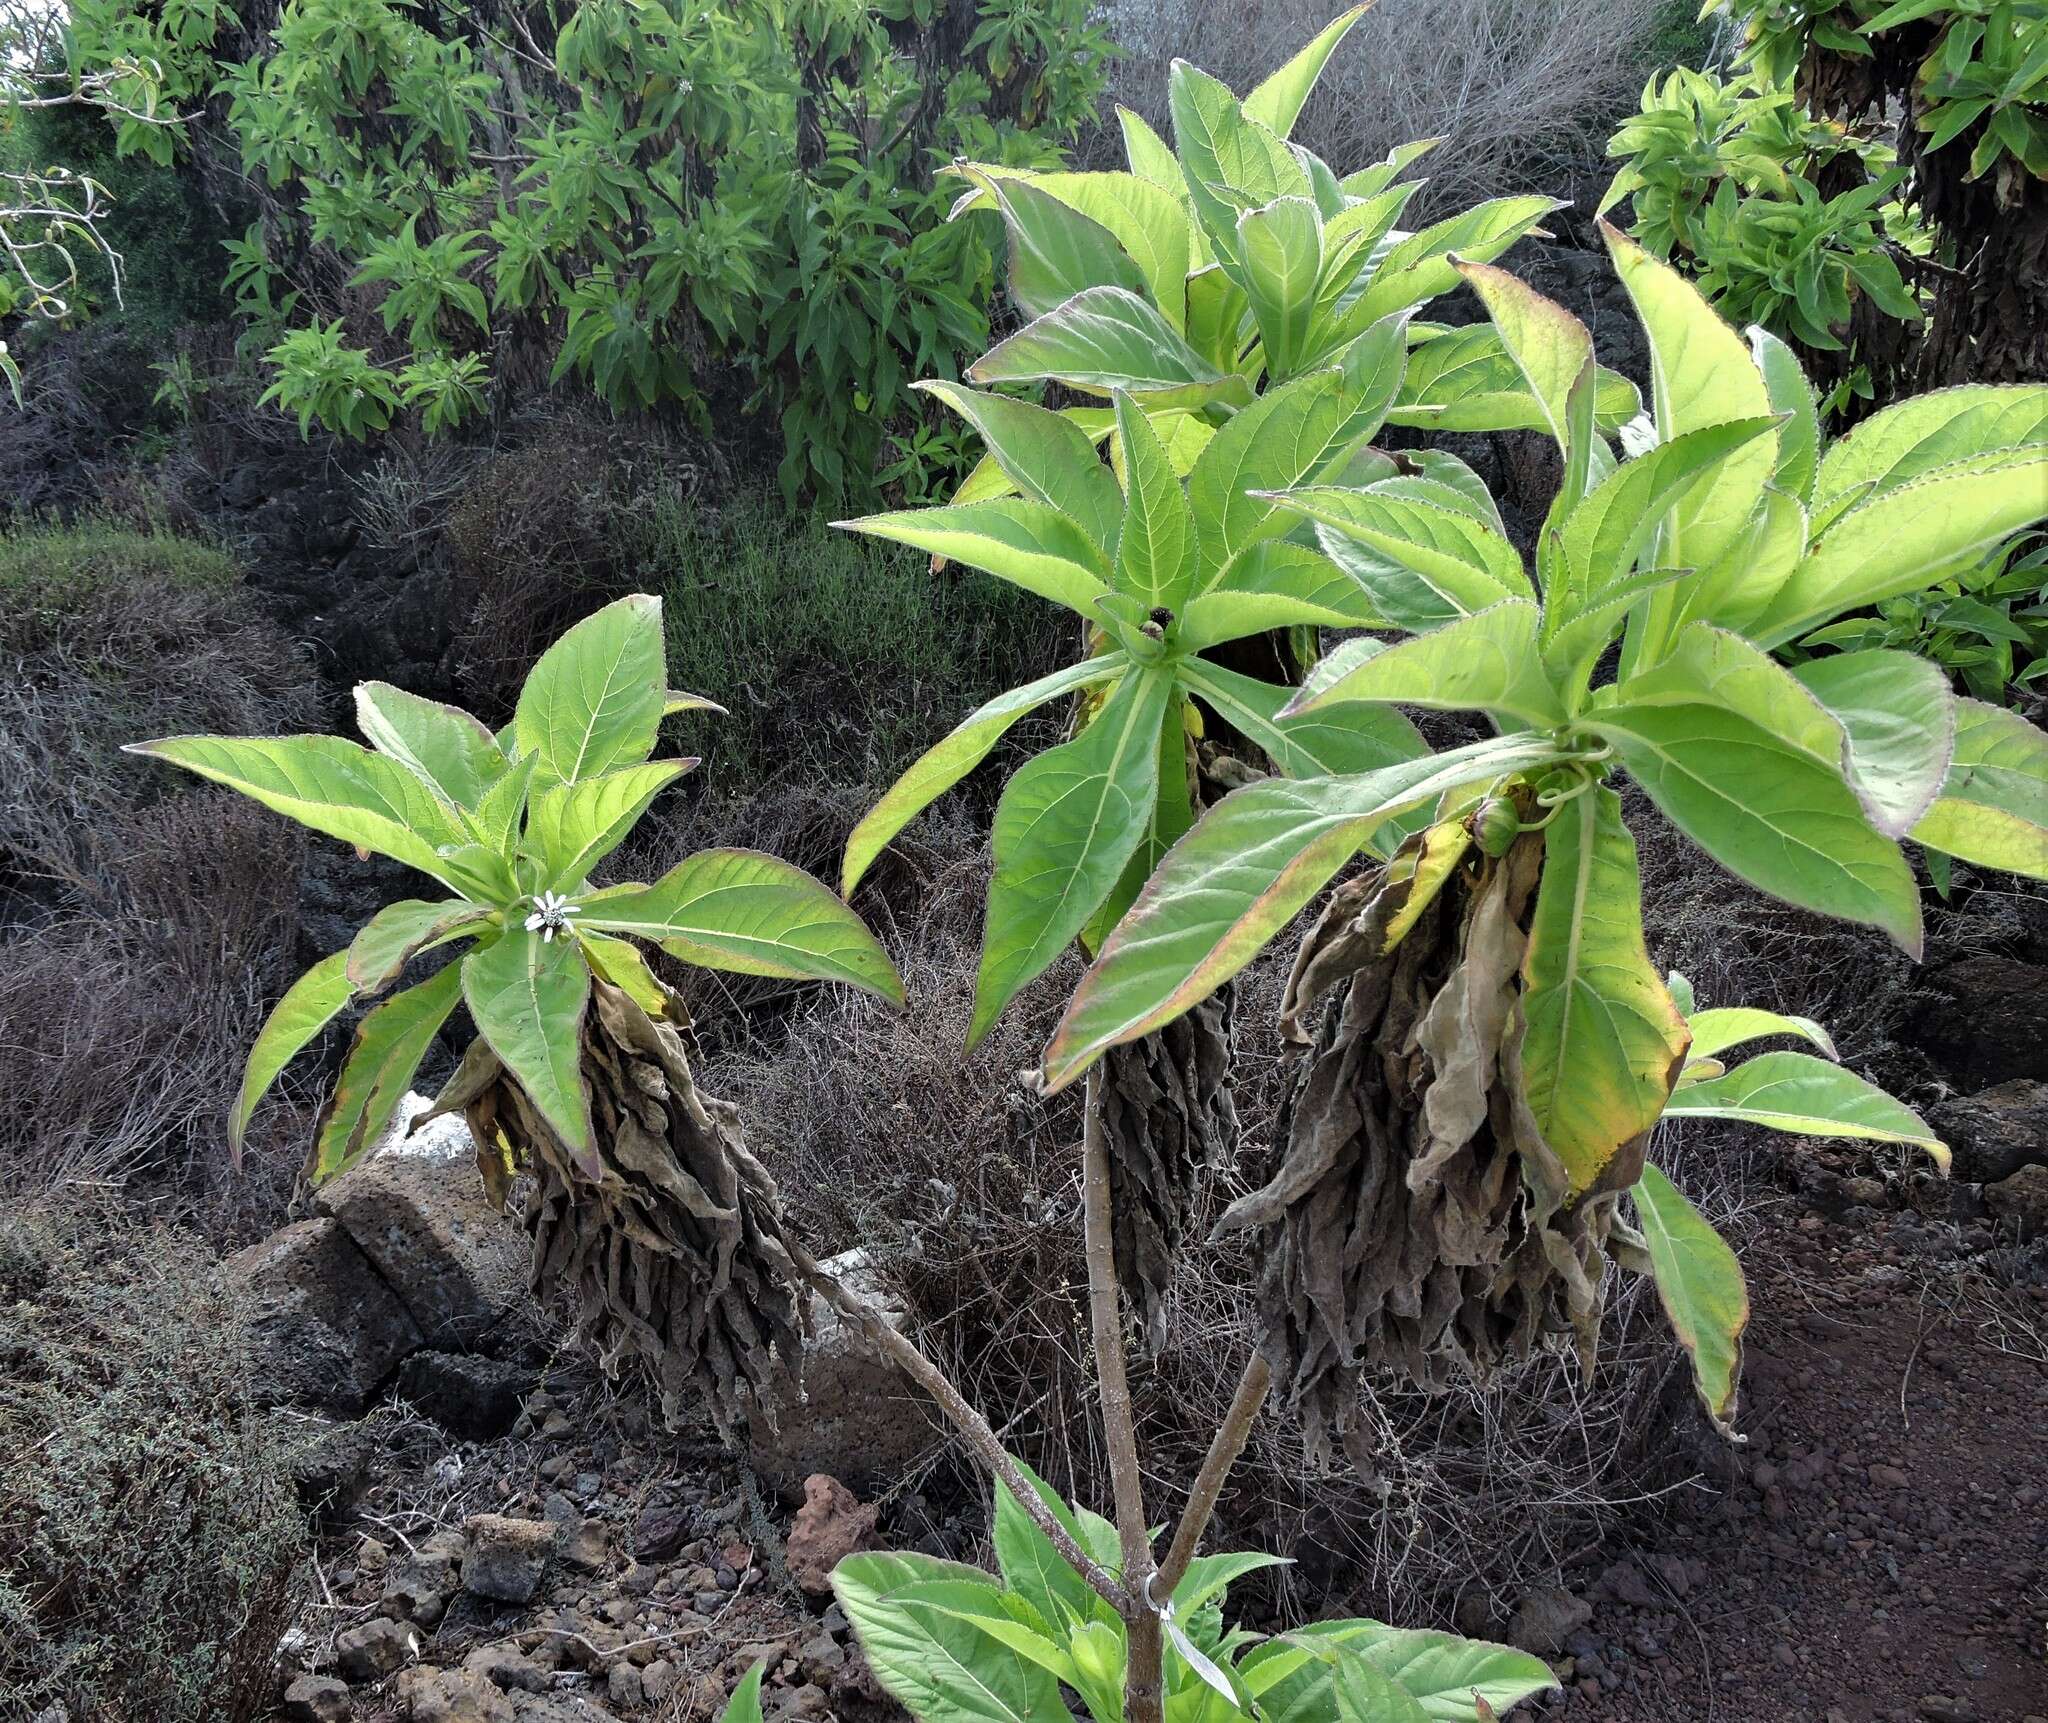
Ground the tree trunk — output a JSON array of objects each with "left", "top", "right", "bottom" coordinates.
[{"left": 426, "top": 975, "right": 807, "bottom": 1438}]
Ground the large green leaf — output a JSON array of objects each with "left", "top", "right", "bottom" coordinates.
[
  {"left": 1633, "top": 1161, "right": 1750, "bottom": 1431},
  {"left": 1350, "top": 196, "right": 1564, "bottom": 328},
  {"left": 526, "top": 759, "right": 693, "bottom": 892},
  {"left": 839, "top": 499, "right": 1111, "bottom": 616},
  {"left": 1749, "top": 325, "right": 1820, "bottom": 501},
  {"left": 1114, "top": 391, "right": 1198, "bottom": 612},
  {"left": 1684, "top": 1006, "right": 1835, "bottom": 1063},
  {"left": 462, "top": 929, "right": 595, "bottom": 1170},
  {"left": 1815, "top": 383, "right": 2048, "bottom": 507},
  {"left": 971, "top": 286, "right": 1226, "bottom": 400},
  {"left": 1180, "top": 655, "right": 1426, "bottom": 779},
  {"left": 1520, "top": 787, "right": 1691, "bottom": 1195},
  {"left": 834, "top": 1552, "right": 1066, "bottom": 1723},
  {"left": 1454, "top": 261, "right": 1595, "bottom": 468},
  {"left": 1285, "top": 600, "right": 1566, "bottom": 729},
  {"left": 1178, "top": 541, "right": 1392, "bottom": 647},
  {"left": 1169, "top": 60, "right": 1311, "bottom": 263},
  {"left": 1242, "top": 2, "right": 1370, "bottom": 138},
  {"left": 967, "top": 168, "right": 1149, "bottom": 319},
  {"left": 972, "top": 668, "right": 1172, "bottom": 1045},
  {"left": 1261, "top": 485, "right": 1532, "bottom": 619},
  {"left": 1789, "top": 650, "right": 1954, "bottom": 837},
  {"left": 953, "top": 165, "right": 1191, "bottom": 329},
  {"left": 918, "top": 381, "right": 1123, "bottom": 558},
  {"left": 354, "top": 681, "right": 504, "bottom": 809},
  {"left": 1747, "top": 453, "right": 2048, "bottom": 648},
  {"left": 845, "top": 656, "right": 1127, "bottom": 894},
  {"left": 347, "top": 897, "right": 492, "bottom": 994},
  {"left": 1909, "top": 697, "right": 2048, "bottom": 879},
  {"left": 1591, "top": 648, "right": 1922, "bottom": 953},
  {"left": 1185, "top": 368, "right": 1366, "bottom": 581},
  {"left": 1238, "top": 196, "right": 1323, "bottom": 378},
  {"left": 311, "top": 959, "right": 464, "bottom": 1183},
  {"left": 512, "top": 594, "right": 667, "bottom": 787},
  {"left": 231, "top": 950, "right": 354, "bottom": 1162},
  {"left": 992, "top": 1461, "right": 1115, "bottom": 1636},
  {"left": 1387, "top": 324, "right": 1640, "bottom": 435},
  {"left": 1245, "top": 1621, "right": 1556, "bottom": 1723},
  {"left": 1601, "top": 224, "right": 1777, "bottom": 592},
  {"left": 1662, "top": 1050, "right": 1948, "bottom": 1167},
  {"left": 1039, "top": 734, "right": 1568, "bottom": 1089},
  {"left": 125, "top": 733, "right": 469, "bottom": 886},
  {"left": 583, "top": 849, "right": 904, "bottom": 1004},
  {"left": 1664, "top": 482, "right": 1808, "bottom": 640}
]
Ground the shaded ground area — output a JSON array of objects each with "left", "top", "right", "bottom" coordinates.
[{"left": 1568, "top": 1205, "right": 2047, "bottom": 1723}]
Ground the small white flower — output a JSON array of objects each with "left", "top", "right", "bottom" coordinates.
[{"left": 523, "top": 890, "right": 581, "bottom": 942}]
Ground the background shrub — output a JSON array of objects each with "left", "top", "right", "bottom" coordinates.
[{"left": 0, "top": 1204, "right": 310, "bottom": 1722}]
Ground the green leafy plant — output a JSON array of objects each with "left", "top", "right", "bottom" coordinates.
[
  {"left": 62, "top": 0, "right": 1111, "bottom": 500},
  {"left": 1603, "top": 61, "right": 1930, "bottom": 409},
  {"left": 829, "top": 1458, "right": 1556, "bottom": 1723},
  {"left": 128, "top": 594, "right": 904, "bottom": 1428},
  {"left": 939, "top": 4, "right": 1639, "bottom": 479},
  {"left": 1702, "top": 0, "right": 2048, "bottom": 386},
  {"left": 1038, "top": 228, "right": 2048, "bottom": 1440}
]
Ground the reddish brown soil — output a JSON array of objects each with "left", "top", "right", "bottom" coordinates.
[{"left": 1562, "top": 1209, "right": 2048, "bottom": 1723}]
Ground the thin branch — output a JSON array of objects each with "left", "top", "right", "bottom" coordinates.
[
  {"left": 789, "top": 1240, "right": 1135, "bottom": 1616},
  {"left": 1157, "top": 1351, "right": 1272, "bottom": 1596}
]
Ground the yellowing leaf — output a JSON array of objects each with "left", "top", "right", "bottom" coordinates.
[
  {"left": 1633, "top": 1161, "right": 1749, "bottom": 1432},
  {"left": 1519, "top": 787, "right": 1689, "bottom": 1194}
]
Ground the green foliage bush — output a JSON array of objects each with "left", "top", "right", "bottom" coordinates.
[
  {"left": 0, "top": 1206, "right": 310, "bottom": 1722},
  {"left": 64, "top": 0, "right": 1112, "bottom": 501}
]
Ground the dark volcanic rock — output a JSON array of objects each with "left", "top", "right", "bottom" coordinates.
[
  {"left": 1908, "top": 958, "right": 2048, "bottom": 1087},
  {"left": 1928, "top": 1080, "right": 2048, "bottom": 1184}
]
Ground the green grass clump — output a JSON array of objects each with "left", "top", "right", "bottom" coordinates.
[
  {"left": 639, "top": 494, "right": 1059, "bottom": 787},
  {"left": 0, "top": 516, "right": 241, "bottom": 617}
]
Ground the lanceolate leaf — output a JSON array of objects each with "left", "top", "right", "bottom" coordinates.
[
  {"left": 584, "top": 849, "right": 905, "bottom": 1004},
  {"left": 526, "top": 758, "right": 694, "bottom": 891},
  {"left": 1683, "top": 1006, "right": 1836, "bottom": 1064},
  {"left": 1749, "top": 325, "right": 1820, "bottom": 501},
  {"left": 354, "top": 681, "right": 504, "bottom": 808},
  {"left": 1284, "top": 600, "right": 1566, "bottom": 729},
  {"left": 1349, "top": 196, "right": 1564, "bottom": 328},
  {"left": 1519, "top": 787, "right": 1691, "bottom": 1194},
  {"left": 1169, "top": 59, "right": 1311, "bottom": 262},
  {"left": 1178, "top": 540, "right": 1393, "bottom": 646},
  {"left": 462, "top": 929, "right": 595, "bottom": 1171},
  {"left": 1633, "top": 1161, "right": 1750, "bottom": 1431},
  {"left": 1264, "top": 1622, "right": 1559, "bottom": 1723},
  {"left": 1262, "top": 485, "right": 1532, "bottom": 617},
  {"left": 232, "top": 950, "right": 353, "bottom": 1163},
  {"left": 1814, "top": 383, "right": 2048, "bottom": 507},
  {"left": 1454, "top": 260, "right": 1595, "bottom": 465},
  {"left": 1242, "top": 2, "right": 1371, "bottom": 138},
  {"left": 970, "top": 286, "right": 1225, "bottom": 398},
  {"left": 1113, "top": 391, "right": 1197, "bottom": 612},
  {"left": 833, "top": 1552, "right": 1064, "bottom": 1723},
  {"left": 971, "top": 668, "right": 1172, "bottom": 1045},
  {"left": 1601, "top": 224, "right": 1778, "bottom": 588},
  {"left": 843, "top": 655, "right": 1127, "bottom": 894},
  {"left": 838, "top": 499, "right": 1111, "bottom": 616},
  {"left": 950, "top": 167, "right": 1196, "bottom": 329},
  {"left": 992, "top": 1461, "right": 1115, "bottom": 1635},
  {"left": 1039, "top": 734, "right": 1569, "bottom": 1089},
  {"left": 312, "top": 959, "right": 464, "bottom": 1183},
  {"left": 917, "top": 381, "right": 1123, "bottom": 557},
  {"left": 1747, "top": 453, "right": 2048, "bottom": 649},
  {"left": 125, "top": 733, "right": 470, "bottom": 886},
  {"left": 347, "top": 897, "right": 491, "bottom": 994},
  {"left": 1790, "top": 650, "right": 1955, "bottom": 837},
  {"left": 1909, "top": 697, "right": 2048, "bottom": 880},
  {"left": 1180, "top": 655, "right": 1426, "bottom": 779},
  {"left": 1238, "top": 196, "right": 1324, "bottom": 378},
  {"left": 578, "top": 931, "right": 673, "bottom": 1020},
  {"left": 719, "top": 1665, "right": 766, "bottom": 1723},
  {"left": 1662, "top": 1051, "right": 1949, "bottom": 1169},
  {"left": 512, "top": 594, "right": 667, "bottom": 786},
  {"left": 967, "top": 169, "right": 1150, "bottom": 319},
  {"left": 1590, "top": 664, "right": 1922, "bottom": 955}
]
